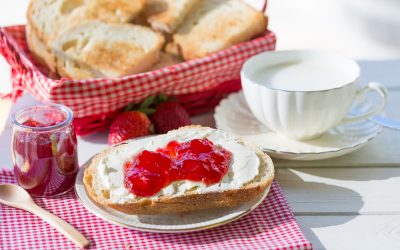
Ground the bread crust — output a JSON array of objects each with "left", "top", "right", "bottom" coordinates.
[
  {"left": 149, "top": 52, "right": 183, "bottom": 71},
  {"left": 26, "top": 0, "right": 46, "bottom": 43},
  {"left": 83, "top": 126, "right": 274, "bottom": 215},
  {"left": 26, "top": 24, "right": 58, "bottom": 73},
  {"left": 56, "top": 56, "right": 102, "bottom": 80}
]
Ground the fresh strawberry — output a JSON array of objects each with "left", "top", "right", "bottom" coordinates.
[
  {"left": 108, "top": 111, "right": 152, "bottom": 145},
  {"left": 152, "top": 102, "right": 191, "bottom": 134}
]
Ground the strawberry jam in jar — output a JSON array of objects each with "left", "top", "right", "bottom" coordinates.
[{"left": 11, "top": 104, "right": 78, "bottom": 196}]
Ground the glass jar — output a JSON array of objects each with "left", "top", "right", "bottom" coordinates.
[{"left": 11, "top": 104, "right": 78, "bottom": 196}]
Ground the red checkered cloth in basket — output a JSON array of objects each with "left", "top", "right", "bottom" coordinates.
[
  {"left": 0, "top": 169, "right": 312, "bottom": 250},
  {"left": 0, "top": 26, "right": 276, "bottom": 118}
]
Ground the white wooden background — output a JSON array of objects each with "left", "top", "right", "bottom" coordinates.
[{"left": 1, "top": 1, "right": 400, "bottom": 249}]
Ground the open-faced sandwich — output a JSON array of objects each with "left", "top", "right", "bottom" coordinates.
[{"left": 83, "top": 126, "right": 274, "bottom": 214}]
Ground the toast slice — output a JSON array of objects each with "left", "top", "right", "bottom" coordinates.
[
  {"left": 83, "top": 126, "right": 274, "bottom": 214},
  {"left": 146, "top": 0, "right": 199, "bottom": 33},
  {"left": 52, "top": 21, "right": 165, "bottom": 79},
  {"left": 149, "top": 52, "right": 183, "bottom": 71},
  {"left": 84, "top": 0, "right": 146, "bottom": 23},
  {"left": 27, "top": 0, "right": 146, "bottom": 43},
  {"left": 56, "top": 55, "right": 104, "bottom": 80},
  {"left": 26, "top": 24, "right": 57, "bottom": 74},
  {"left": 170, "top": 0, "right": 268, "bottom": 60}
]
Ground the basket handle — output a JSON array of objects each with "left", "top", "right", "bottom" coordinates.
[{"left": 0, "top": 27, "right": 28, "bottom": 101}]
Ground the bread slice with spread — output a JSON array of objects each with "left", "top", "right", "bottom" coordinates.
[{"left": 83, "top": 126, "right": 274, "bottom": 214}]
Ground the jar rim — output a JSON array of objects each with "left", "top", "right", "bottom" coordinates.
[{"left": 11, "top": 104, "right": 73, "bottom": 132}]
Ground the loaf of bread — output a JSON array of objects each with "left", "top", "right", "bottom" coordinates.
[
  {"left": 52, "top": 21, "right": 165, "bottom": 79},
  {"left": 83, "top": 126, "right": 274, "bottom": 214},
  {"left": 170, "top": 0, "right": 268, "bottom": 60}
]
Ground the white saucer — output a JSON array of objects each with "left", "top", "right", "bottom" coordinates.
[
  {"left": 214, "top": 92, "right": 383, "bottom": 161},
  {"left": 75, "top": 155, "right": 271, "bottom": 233}
]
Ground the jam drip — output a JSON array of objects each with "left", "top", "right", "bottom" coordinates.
[{"left": 124, "top": 138, "right": 232, "bottom": 197}]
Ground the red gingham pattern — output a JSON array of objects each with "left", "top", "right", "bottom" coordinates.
[
  {"left": 0, "top": 169, "right": 312, "bottom": 250},
  {"left": 0, "top": 25, "right": 276, "bottom": 118}
]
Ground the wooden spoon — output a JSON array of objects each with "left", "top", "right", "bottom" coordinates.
[{"left": 0, "top": 184, "right": 90, "bottom": 249}]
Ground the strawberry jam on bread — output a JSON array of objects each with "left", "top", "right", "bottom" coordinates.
[
  {"left": 124, "top": 138, "right": 232, "bottom": 197},
  {"left": 84, "top": 126, "right": 274, "bottom": 214}
]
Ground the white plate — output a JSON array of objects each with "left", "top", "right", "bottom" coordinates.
[
  {"left": 75, "top": 156, "right": 271, "bottom": 233},
  {"left": 214, "top": 92, "right": 383, "bottom": 161}
]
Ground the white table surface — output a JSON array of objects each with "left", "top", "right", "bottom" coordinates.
[{"left": 1, "top": 1, "right": 400, "bottom": 249}]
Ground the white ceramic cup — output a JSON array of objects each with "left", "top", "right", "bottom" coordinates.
[{"left": 241, "top": 50, "right": 388, "bottom": 140}]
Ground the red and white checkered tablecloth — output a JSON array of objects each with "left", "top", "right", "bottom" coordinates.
[{"left": 0, "top": 169, "right": 312, "bottom": 250}]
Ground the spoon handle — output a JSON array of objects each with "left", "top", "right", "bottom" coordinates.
[{"left": 28, "top": 204, "right": 90, "bottom": 248}]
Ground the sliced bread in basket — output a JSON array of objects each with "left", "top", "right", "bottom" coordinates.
[
  {"left": 170, "top": 0, "right": 268, "bottom": 60},
  {"left": 52, "top": 21, "right": 165, "bottom": 79},
  {"left": 83, "top": 126, "right": 274, "bottom": 215}
]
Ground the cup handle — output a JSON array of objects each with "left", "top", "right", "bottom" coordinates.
[{"left": 338, "top": 82, "right": 388, "bottom": 125}]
